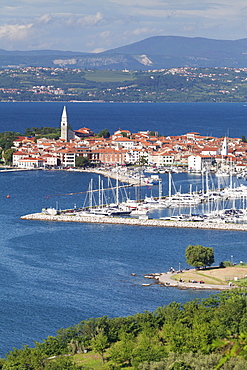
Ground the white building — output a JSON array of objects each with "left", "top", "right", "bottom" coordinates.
[
  {"left": 17, "top": 157, "right": 44, "bottom": 169},
  {"left": 63, "top": 152, "right": 76, "bottom": 167},
  {"left": 188, "top": 155, "right": 212, "bottom": 172},
  {"left": 125, "top": 149, "right": 148, "bottom": 164},
  {"left": 114, "top": 137, "right": 135, "bottom": 149},
  {"left": 149, "top": 150, "right": 174, "bottom": 167}
]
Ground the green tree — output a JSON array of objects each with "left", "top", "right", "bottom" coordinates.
[
  {"left": 0, "top": 131, "right": 20, "bottom": 151},
  {"left": 97, "top": 129, "right": 110, "bottom": 138},
  {"left": 3, "top": 148, "right": 16, "bottom": 165},
  {"left": 75, "top": 156, "right": 90, "bottom": 168},
  {"left": 109, "top": 332, "right": 135, "bottom": 366},
  {"left": 4, "top": 345, "right": 46, "bottom": 370},
  {"left": 132, "top": 331, "right": 165, "bottom": 368},
  {"left": 91, "top": 331, "right": 109, "bottom": 363},
  {"left": 185, "top": 244, "right": 214, "bottom": 269}
]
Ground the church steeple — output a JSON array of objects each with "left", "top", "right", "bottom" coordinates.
[
  {"left": 60, "top": 106, "right": 68, "bottom": 142},
  {"left": 221, "top": 136, "right": 228, "bottom": 156}
]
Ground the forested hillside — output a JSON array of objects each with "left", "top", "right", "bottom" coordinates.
[{"left": 1, "top": 290, "right": 247, "bottom": 369}]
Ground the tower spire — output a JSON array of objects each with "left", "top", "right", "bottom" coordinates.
[
  {"left": 221, "top": 136, "right": 228, "bottom": 156},
  {"left": 60, "top": 106, "right": 68, "bottom": 142}
]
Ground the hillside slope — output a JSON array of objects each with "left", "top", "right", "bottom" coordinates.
[{"left": 2, "top": 36, "right": 247, "bottom": 70}]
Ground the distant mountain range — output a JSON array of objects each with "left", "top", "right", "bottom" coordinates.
[{"left": 2, "top": 36, "right": 247, "bottom": 70}]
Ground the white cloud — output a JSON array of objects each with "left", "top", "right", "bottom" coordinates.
[
  {"left": 0, "top": 0, "right": 247, "bottom": 51},
  {"left": 125, "top": 27, "right": 155, "bottom": 36},
  {"left": 0, "top": 23, "right": 33, "bottom": 40},
  {"left": 2, "top": 6, "right": 23, "bottom": 11},
  {"left": 37, "top": 14, "right": 52, "bottom": 24},
  {"left": 76, "top": 12, "right": 103, "bottom": 26},
  {"left": 99, "top": 31, "right": 111, "bottom": 39}
]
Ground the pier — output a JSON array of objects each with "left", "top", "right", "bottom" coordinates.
[{"left": 20, "top": 212, "right": 247, "bottom": 232}]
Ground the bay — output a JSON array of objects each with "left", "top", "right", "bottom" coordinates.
[
  {"left": 1, "top": 101, "right": 247, "bottom": 138},
  {"left": 0, "top": 102, "right": 247, "bottom": 357}
]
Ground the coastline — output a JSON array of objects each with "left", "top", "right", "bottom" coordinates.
[
  {"left": 148, "top": 271, "right": 233, "bottom": 290},
  {"left": 20, "top": 212, "right": 247, "bottom": 232},
  {"left": 142, "top": 264, "right": 247, "bottom": 290}
]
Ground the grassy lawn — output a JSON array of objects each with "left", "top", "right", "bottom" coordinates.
[
  {"left": 84, "top": 70, "right": 136, "bottom": 82},
  {"left": 72, "top": 350, "right": 134, "bottom": 369},
  {"left": 73, "top": 352, "right": 103, "bottom": 369},
  {"left": 172, "top": 265, "right": 247, "bottom": 286}
]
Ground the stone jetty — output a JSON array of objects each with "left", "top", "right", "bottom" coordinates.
[{"left": 20, "top": 212, "right": 247, "bottom": 232}]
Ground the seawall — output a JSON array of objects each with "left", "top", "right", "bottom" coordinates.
[{"left": 20, "top": 212, "right": 247, "bottom": 232}]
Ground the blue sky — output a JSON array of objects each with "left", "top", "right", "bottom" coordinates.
[{"left": 1, "top": 1, "right": 247, "bottom": 52}]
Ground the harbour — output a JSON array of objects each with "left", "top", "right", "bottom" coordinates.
[
  {"left": 21, "top": 165, "right": 247, "bottom": 228},
  {"left": 1, "top": 102, "right": 247, "bottom": 356}
]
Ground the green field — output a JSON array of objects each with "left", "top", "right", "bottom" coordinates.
[{"left": 84, "top": 70, "right": 136, "bottom": 82}]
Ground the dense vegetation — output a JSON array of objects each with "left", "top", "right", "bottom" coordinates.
[
  {"left": 1, "top": 290, "right": 247, "bottom": 369},
  {"left": 185, "top": 245, "right": 215, "bottom": 269},
  {"left": 2, "top": 67, "right": 247, "bottom": 102},
  {"left": 23, "top": 127, "right": 61, "bottom": 140}
]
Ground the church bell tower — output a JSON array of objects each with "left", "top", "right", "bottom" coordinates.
[
  {"left": 221, "top": 136, "right": 228, "bottom": 156},
  {"left": 60, "top": 106, "right": 68, "bottom": 142}
]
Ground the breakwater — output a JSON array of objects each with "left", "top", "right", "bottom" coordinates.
[
  {"left": 68, "top": 168, "right": 142, "bottom": 185},
  {"left": 20, "top": 212, "right": 247, "bottom": 232}
]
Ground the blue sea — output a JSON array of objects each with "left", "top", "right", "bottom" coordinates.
[{"left": 0, "top": 102, "right": 247, "bottom": 357}]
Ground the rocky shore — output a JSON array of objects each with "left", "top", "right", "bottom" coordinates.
[{"left": 20, "top": 212, "right": 247, "bottom": 232}]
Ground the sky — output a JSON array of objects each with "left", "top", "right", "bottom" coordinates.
[{"left": 1, "top": 1, "right": 247, "bottom": 53}]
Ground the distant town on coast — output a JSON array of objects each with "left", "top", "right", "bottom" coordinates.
[
  {"left": 2, "top": 66, "right": 247, "bottom": 103},
  {"left": 2, "top": 105, "right": 247, "bottom": 178}
]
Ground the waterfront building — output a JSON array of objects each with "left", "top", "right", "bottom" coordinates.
[
  {"left": 17, "top": 157, "right": 44, "bottom": 168},
  {"left": 188, "top": 154, "right": 212, "bottom": 172},
  {"left": 12, "top": 151, "right": 28, "bottom": 166}
]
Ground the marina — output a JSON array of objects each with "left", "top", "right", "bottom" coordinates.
[{"left": 21, "top": 165, "right": 247, "bottom": 229}]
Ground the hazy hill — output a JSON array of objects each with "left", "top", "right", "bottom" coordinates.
[
  {"left": 2, "top": 36, "right": 247, "bottom": 70},
  {"left": 104, "top": 36, "right": 247, "bottom": 57}
]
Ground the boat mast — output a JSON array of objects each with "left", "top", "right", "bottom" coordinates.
[
  {"left": 158, "top": 179, "right": 162, "bottom": 201},
  {"left": 116, "top": 169, "right": 119, "bottom": 206},
  {"left": 168, "top": 172, "right": 172, "bottom": 200},
  {"left": 89, "top": 178, "right": 93, "bottom": 210}
]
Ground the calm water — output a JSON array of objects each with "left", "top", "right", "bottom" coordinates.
[
  {"left": 1, "top": 101, "right": 247, "bottom": 137},
  {"left": 0, "top": 103, "right": 247, "bottom": 356}
]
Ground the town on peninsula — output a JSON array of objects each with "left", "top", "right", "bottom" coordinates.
[{"left": 7, "top": 105, "right": 247, "bottom": 230}]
